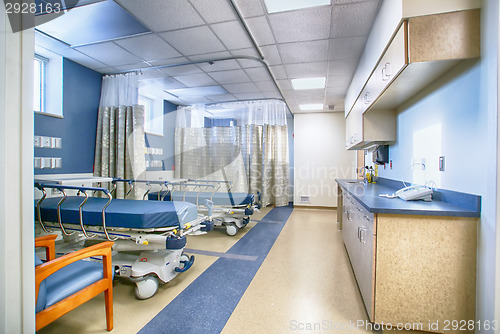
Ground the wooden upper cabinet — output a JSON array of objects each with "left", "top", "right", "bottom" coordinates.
[{"left": 345, "top": 9, "right": 480, "bottom": 150}]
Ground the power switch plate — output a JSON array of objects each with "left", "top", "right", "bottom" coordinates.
[{"left": 439, "top": 156, "right": 445, "bottom": 171}]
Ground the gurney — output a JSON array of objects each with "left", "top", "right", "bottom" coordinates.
[
  {"left": 136, "top": 179, "right": 260, "bottom": 236},
  {"left": 34, "top": 182, "right": 212, "bottom": 299}
]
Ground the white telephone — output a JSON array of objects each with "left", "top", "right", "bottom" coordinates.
[{"left": 395, "top": 185, "right": 433, "bottom": 201}]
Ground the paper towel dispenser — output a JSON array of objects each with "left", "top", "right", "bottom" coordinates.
[{"left": 373, "top": 145, "right": 389, "bottom": 165}]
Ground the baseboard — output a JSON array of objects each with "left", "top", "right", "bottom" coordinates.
[{"left": 293, "top": 205, "right": 337, "bottom": 210}]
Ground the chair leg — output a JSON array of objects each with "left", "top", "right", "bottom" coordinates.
[{"left": 104, "top": 287, "right": 113, "bottom": 331}]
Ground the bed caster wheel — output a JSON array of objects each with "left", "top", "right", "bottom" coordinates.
[
  {"left": 242, "top": 217, "right": 250, "bottom": 226},
  {"left": 134, "top": 276, "right": 158, "bottom": 300},
  {"left": 226, "top": 223, "right": 238, "bottom": 236}
]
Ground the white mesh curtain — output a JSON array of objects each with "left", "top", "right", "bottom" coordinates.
[
  {"left": 174, "top": 100, "right": 289, "bottom": 207},
  {"left": 94, "top": 73, "right": 146, "bottom": 199}
]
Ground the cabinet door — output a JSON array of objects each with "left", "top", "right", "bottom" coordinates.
[
  {"left": 358, "top": 223, "right": 375, "bottom": 321},
  {"left": 345, "top": 101, "right": 363, "bottom": 149}
]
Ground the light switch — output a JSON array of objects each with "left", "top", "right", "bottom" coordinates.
[
  {"left": 34, "top": 136, "right": 41, "bottom": 148},
  {"left": 52, "top": 158, "right": 62, "bottom": 168},
  {"left": 41, "top": 136, "right": 52, "bottom": 148},
  {"left": 41, "top": 158, "right": 52, "bottom": 169},
  {"left": 52, "top": 137, "right": 62, "bottom": 149}
]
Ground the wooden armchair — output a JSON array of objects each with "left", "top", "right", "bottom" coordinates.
[{"left": 35, "top": 235, "right": 114, "bottom": 331}]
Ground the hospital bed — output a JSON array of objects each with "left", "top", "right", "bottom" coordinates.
[
  {"left": 34, "top": 182, "right": 211, "bottom": 299},
  {"left": 137, "top": 179, "right": 260, "bottom": 236}
]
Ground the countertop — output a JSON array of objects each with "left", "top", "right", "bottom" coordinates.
[{"left": 336, "top": 178, "right": 481, "bottom": 218}]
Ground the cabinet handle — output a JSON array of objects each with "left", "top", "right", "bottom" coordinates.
[
  {"left": 363, "top": 215, "right": 370, "bottom": 221},
  {"left": 382, "top": 62, "right": 391, "bottom": 81},
  {"left": 356, "top": 207, "right": 361, "bottom": 212},
  {"left": 357, "top": 227, "right": 361, "bottom": 240},
  {"left": 364, "top": 92, "right": 371, "bottom": 104},
  {"left": 360, "top": 227, "right": 365, "bottom": 244}
]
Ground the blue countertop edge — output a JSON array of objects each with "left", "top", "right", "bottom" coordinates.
[{"left": 336, "top": 177, "right": 481, "bottom": 218}]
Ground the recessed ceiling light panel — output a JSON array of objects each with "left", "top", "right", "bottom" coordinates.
[
  {"left": 165, "top": 86, "right": 227, "bottom": 98},
  {"left": 291, "top": 77, "right": 326, "bottom": 90},
  {"left": 299, "top": 104, "right": 324, "bottom": 111},
  {"left": 263, "top": 0, "right": 331, "bottom": 14}
]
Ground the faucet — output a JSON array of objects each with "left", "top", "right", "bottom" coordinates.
[{"left": 359, "top": 166, "right": 368, "bottom": 184}]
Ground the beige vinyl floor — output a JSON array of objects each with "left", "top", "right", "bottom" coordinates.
[{"left": 38, "top": 207, "right": 373, "bottom": 334}]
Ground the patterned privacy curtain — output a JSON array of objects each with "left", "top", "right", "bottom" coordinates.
[
  {"left": 174, "top": 100, "right": 289, "bottom": 207},
  {"left": 94, "top": 73, "right": 146, "bottom": 199}
]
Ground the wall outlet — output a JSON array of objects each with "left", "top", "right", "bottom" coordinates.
[
  {"left": 34, "top": 136, "right": 41, "bottom": 148},
  {"left": 41, "top": 136, "right": 52, "bottom": 148}
]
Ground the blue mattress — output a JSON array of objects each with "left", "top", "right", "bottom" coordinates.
[
  {"left": 148, "top": 191, "right": 254, "bottom": 206},
  {"left": 36, "top": 196, "right": 198, "bottom": 229}
]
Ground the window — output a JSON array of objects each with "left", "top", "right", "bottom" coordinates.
[
  {"left": 33, "top": 55, "right": 47, "bottom": 113},
  {"left": 33, "top": 46, "right": 63, "bottom": 117},
  {"left": 139, "top": 95, "right": 163, "bottom": 136}
]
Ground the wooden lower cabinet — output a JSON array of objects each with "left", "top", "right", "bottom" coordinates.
[{"left": 342, "top": 194, "right": 477, "bottom": 333}]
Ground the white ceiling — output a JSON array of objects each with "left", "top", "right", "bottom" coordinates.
[{"left": 34, "top": 0, "right": 381, "bottom": 113}]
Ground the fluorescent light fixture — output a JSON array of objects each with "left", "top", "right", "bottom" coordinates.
[
  {"left": 263, "top": 0, "right": 331, "bottom": 13},
  {"left": 291, "top": 77, "right": 326, "bottom": 90},
  {"left": 165, "top": 86, "right": 227, "bottom": 98},
  {"left": 299, "top": 104, "right": 324, "bottom": 111}
]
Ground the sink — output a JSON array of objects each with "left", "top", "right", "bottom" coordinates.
[{"left": 345, "top": 180, "right": 366, "bottom": 184}]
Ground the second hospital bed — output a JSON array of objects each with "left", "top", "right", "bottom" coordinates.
[
  {"left": 144, "top": 179, "right": 260, "bottom": 236},
  {"left": 35, "top": 182, "right": 211, "bottom": 299}
]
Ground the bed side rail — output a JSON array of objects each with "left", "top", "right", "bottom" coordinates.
[{"left": 35, "top": 182, "right": 117, "bottom": 241}]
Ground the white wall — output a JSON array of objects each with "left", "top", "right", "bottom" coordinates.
[
  {"left": 0, "top": 9, "right": 35, "bottom": 333},
  {"left": 294, "top": 113, "right": 356, "bottom": 207}
]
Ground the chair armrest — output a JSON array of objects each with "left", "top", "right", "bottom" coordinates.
[
  {"left": 35, "top": 241, "right": 114, "bottom": 301},
  {"left": 35, "top": 235, "right": 58, "bottom": 261}
]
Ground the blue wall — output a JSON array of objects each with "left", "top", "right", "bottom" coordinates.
[
  {"left": 145, "top": 100, "right": 177, "bottom": 171},
  {"left": 34, "top": 58, "right": 102, "bottom": 174}
]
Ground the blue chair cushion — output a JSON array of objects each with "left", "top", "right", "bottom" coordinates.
[
  {"left": 36, "top": 259, "right": 104, "bottom": 313},
  {"left": 35, "top": 253, "right": 46, "bottom": 314}
]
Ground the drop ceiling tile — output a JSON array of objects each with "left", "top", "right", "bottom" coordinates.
[
  {"left": 211, "top": 21, "right": 253, "bottom": 50},
  {"left": 262, "top": 91, "right": 281, "bottom": 99},
  {"left": 326, "top": 86, "right": 349, "bottom": 96},
  {"left": 113, "top": 62, "right": 153, "bottom": 71},
  {"left": 234, "top": 92, "right": 265, "bottom": 100},
  {"left": 190, "top": 0, "right": 236, "bottom": 23},
  {"left": 279, "top": 40, "right": 329, "bottom": 64},
  {"left": 115, "top": 0, "right": 205, "bottom": 32},
  {"left": 74, "top": 41, "right": 142, "bottom": 66},
  {"left": 245, "top": 16, "right": 275, "bottom": 46},
  {"left": 295, "top": 98, "right": 325, "bottom": 106},
  {"left": 207, "top": 94, "right": 237, "bottom": 102},
  {"left": 231, "top": 48, "right": 260, "bottom": 59},
  {"left": 143, "top": 77, "right": 187, "bottom": 90},
  {"left": 269, "top": 7, "right": 331, "bottom": 43},
  {"left": 148, "top": 57, "right": 190, "bottom": 67},
  {"left": 232, "top": 0, "right": 265, "bottom": 18},
  {"left": 330, "top": 1, "right": 380, "bottom": 38},
  {"left": 285, "top": 62, "right": 328, "bottom": 79},
  {"left": 328, "top": 36, "right": 366, "bottom": 61},
  {"left": 222, "top": 82, "right": 259, "bottom": 94},
  {"left": 114, "top": 34, "right": 181, "bottom": 61},
  {"left": 276, "top": 79, "right": 292, "bottom": 91},
  {"left": 237, "top": 58, "right": 264, "bottom": 69},
  {"left": 255, "top": 80, "right": 278, "bottom": 92},
  {"left": 57, "top": 47, "right": 108, "bottom": 69},
  {"left": 328, "top": 59, "right": 358, "bottom": 76},
  {"left": 159, "top": 64, "right": 202, "bottom": 76},
  {"left": 269, "top": 65, "right": 287, "bottom": 79},
  {"left": 160, "top": 26, "right": 226, "bottom": 56},
  {"left": 245, "top": 67, "right": 271, "bottom": 82},
  {"left": 174, "top": 73, "right": 217, "bottom": 87},
  {"left": 335, "top": 0, "right": 376, "bottom": 4},
  {"left": 140, "top": 69, "right": 170, "bottom": 79},
  {"left": 260, "top": 44, "right": 282, "bottom": 65},
  {"left": 327, "top": 75, "right": 351, "bottom": 89},
  {"left": 188, "top": 51, "right": 232, "bottom": 62},
  {"left": 281, "top": 90, "right": 295, "bottom": 99},
  {"left": 94, "top": 67, "right": 119, "bottom": 74},
  {"left": 35, "top": 30, "right": 69, "bottom": 53},
  {"left": 180, "top": 96, "right": 213, "bottom": 104},
  {"left": 208, "top": 69, "right": 251, "bottom": 84},
  {"left": 198, "top": 59, "right": 242, "bottom": 72},
  {"left": 293, "top": 89, "right": 325, "bottom": 99}
]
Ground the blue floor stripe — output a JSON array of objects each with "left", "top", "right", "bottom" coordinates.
[{"left": 139, "top": 205, "right": 294, "bottom": 334}]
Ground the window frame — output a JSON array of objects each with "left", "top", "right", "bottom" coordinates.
[
  {"left": 140, "top": 94, "right": 164, "bottom": 136},
  {"left": 33, "top": 54, "right": 48, "bottom": 114}
]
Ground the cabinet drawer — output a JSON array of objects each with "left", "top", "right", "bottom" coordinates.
[{"left": 353, "top": 201, "right": 375, "bottom": 233}]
